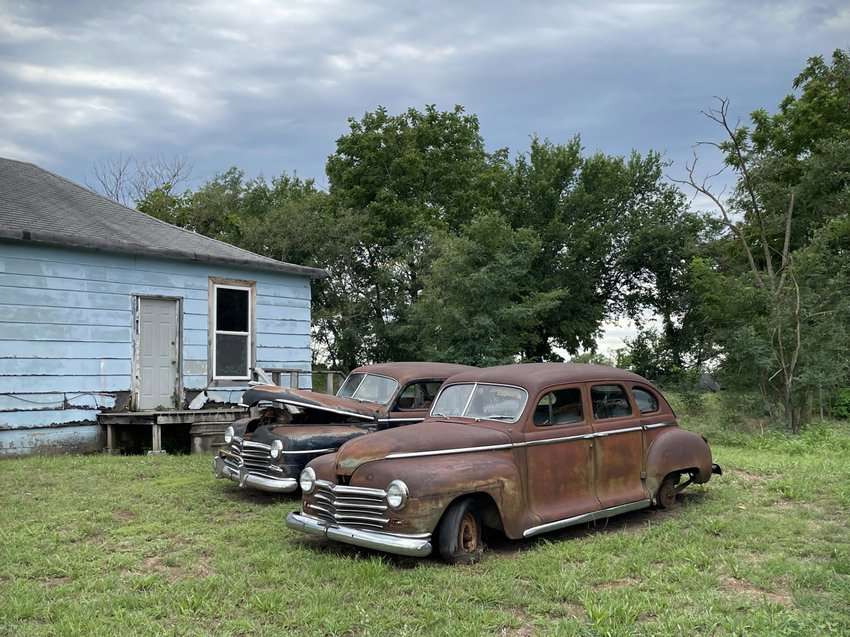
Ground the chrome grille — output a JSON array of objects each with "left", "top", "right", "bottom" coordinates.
[
  {"left": 307, "top": 481, "right": 388, "bottom": 530},
  {"left": 224, "top": 439, "right": 277, "bottom": 478}
]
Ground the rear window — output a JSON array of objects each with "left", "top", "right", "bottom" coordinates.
[{"left": 633, "top": 387, "right": 659, "bottom": 414}]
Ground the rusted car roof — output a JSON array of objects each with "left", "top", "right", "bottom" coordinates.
[
  {"left": 440, "top": 363, "right": 647, "bottom": 395},
  {"left": 350, "top": 362, "right": 476, "bottom": 386}
]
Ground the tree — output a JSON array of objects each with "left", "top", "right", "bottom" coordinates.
[
  {"left": 89, "top": 154, "right": 192, "bottom": 207},
  {"left": 323, "top": 105, "right": 503, "bottom": 365},
  {"left": 677, "top": 49, "right": 850, "bottom": 432},
  {"left": 504, "top": 137, "right": 704, "bottom": 361},
  {"left": 411, "top": 212, "right": 563, "bottom": 365}
]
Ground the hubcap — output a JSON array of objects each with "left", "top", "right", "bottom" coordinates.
[
  {"left": 659, "top": 479, "right": 677, "bottom": 507},
  {"left": 459, "top": 512, "right": 478, "bottom": 552}
]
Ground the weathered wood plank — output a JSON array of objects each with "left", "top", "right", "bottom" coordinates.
[
  {"left": 0, "top": 408, "right": 101, "bottom": 428},
  {"left": 0, "top": 323, "right": 131, "bottom": 343},
  {"left": 0, "top": 375, "right": 130, "bottom": 393},
  {"left": 0, "top": 358, "right": 131, "bottom": 376}
]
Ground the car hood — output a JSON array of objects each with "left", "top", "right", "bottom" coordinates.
[
  {"left": 335, "top": 418, "right": 511, "bottom": 475},
  {"left": 248, "top": 423, "right": 369, "bottom": 452},
  {"left": 242, "top": 385, "right": 385, "bottom": 420}
]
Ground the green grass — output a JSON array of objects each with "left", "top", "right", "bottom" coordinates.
[{"left": 1, "top": 414, "right": 849, "bottom": 636}]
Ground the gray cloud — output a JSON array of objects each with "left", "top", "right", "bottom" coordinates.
[{"left": 1, "top": 0, "right": 848, "bottom": 191}]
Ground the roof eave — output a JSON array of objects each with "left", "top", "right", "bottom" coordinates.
[{"left": 0, "top": 229, "right": 328, "bottom": 279}]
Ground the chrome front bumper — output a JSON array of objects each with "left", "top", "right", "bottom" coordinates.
[
  {"left": 286, "top": 511, "right": 432, "bottom": 558},
  {"left": 212, "top": 455, "right": 297, "bottom": 493}
]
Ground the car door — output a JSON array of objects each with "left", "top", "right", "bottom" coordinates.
[
  {"left": 383, "top": 380, "right": 443, "bottom": 427},
  {"left": 588, "top": 383, "right": 648, "bottom": 508},
  {"left": 522, "top": 385, "right": 599, "bottom": 525}
]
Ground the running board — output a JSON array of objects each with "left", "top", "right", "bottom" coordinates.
[{"left": 523, "top": 499, "right": 652, "bottom": 538}]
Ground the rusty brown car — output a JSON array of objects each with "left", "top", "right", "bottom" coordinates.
[
  {"left": 213, "top": 362, "right": 474, "bottom": 493},
  {"left": 286, "top": 363, "right": 721, "bottom": 562}
]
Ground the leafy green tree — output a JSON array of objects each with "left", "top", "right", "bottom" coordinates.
[
  {"left": 505, "top": 137, "right": 706, "bottom": 362},
  {"left": 411, "top": 212, "right": 563, "bottom": 365},
  {"left": 324, "top": 105, "right": 504, "bottom": 365},
  {"left": 679, "top": 49, "right": 850, "bottom": 432}
]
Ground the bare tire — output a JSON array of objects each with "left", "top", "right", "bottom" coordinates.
[
  {"left": 437, "top": 498, "right": 483, "bottom": 564},
  {"left": 656, "top": 473, "right": 680, "bottom": 509}
]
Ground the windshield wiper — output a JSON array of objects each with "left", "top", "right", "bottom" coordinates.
[{"left": 485, "top": 415, "right": 516, "bottom": 421}]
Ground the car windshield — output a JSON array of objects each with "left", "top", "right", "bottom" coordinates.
[
  {"left": 336, "top": 373, "right": 399, "bottom": 404},
  {"left": 431, "top": 383, "right": 527, "bottom": 423}
]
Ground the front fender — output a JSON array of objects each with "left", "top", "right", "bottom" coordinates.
[
  {"left": 352, "top": 450, "right": 523, "bottom": 537},
  {"left": 645, "top": 428, "right": 714, "bottom": 495}
]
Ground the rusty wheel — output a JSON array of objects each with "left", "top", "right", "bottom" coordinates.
[
  {"left": 437, "top": 498, "right": 483, "bottom": 564},
  {"left": 656, "top": 473, "right": 680, "bottom": 509}
]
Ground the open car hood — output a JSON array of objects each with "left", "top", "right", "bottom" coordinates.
[
  {"left": 335, "top": 418, "right": 511, "bottom": 475},
  {"left": 248, "top": 423, "right": 369, "bottom": 451},
  {"left": 242, "top": 385, "right": 384, "bottom": 421}
]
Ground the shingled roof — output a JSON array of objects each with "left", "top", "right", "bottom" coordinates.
[{"left": 0, "top": 157, "right": 326, "bottom": 278}]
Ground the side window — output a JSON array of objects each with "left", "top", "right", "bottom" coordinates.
[
  {"left": 533, "top": 388, "right": 584, "bottom": 427},
  {"left": 590, "top": 384, "right": 633, "bottom": 420},
  {"left": 632, "top": 387, "right": 659, "bottom": 414},
  {"left": 396, "top": 381, "right": 443, "bottom": 410}
]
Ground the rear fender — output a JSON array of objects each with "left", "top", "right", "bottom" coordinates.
[{"left": 645, "top": 428, "right": 714, "bottom": 495}]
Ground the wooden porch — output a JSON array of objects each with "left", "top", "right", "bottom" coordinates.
[{"left": 98, "top": 408, "right": 245, "bottom": 454}]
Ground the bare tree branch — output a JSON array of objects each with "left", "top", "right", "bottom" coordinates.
[
  {"left": 669, "top": 151, "right": 765, "bottom": 287},
  {"left": 704, "top": 97, "right": 775, "bottom": 281},
  {"left": 88, "top": 154, "right": 192, "bottom": 207},
  {"left": 88, "top": 155, "right": 133, "bottom": 206}
]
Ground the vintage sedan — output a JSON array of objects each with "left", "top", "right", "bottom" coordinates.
[
  {"left": 287, "top": 363, "right": 721, "bottom": 563},
  {"left": 213, "top": 362, "right": 474, "bottom": 493}
]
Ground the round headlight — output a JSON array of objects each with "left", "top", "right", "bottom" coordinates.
[
  {"left": 386, "top": 480, "right": 409, "bottom": 510},
  {"left": 299, "top": 467, "right": 316, "bottom": 493},
  {"left": 224, "top": 426, "right": 234, "bottom": 444},
  {"left": 270, "top": 439, "right": 283, "bottom": 459}
]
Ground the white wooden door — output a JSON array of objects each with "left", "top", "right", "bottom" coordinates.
[{"left": 138, "top": 298, "right": 179, "bottom": 410}]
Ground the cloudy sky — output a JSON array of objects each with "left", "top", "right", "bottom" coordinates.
[
  {"left": 3, "top": 0, "right": 848, "bottom": 192},
  {"left": 3, "top": 1, "right": 847, "bottom": 353}
]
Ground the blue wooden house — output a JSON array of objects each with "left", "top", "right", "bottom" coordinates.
[{"left": 0, "top": 157, "right": 325, "bottom": 456}]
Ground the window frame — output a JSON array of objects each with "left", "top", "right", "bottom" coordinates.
[
  {"left": 349, "top": 373, "right": 400, "bottom": 405},
  {"left": 589, "top": 383, "right": 636, "bottom": 421},
  {"left": 209, "top": 279, "right": 256, "bottom": 382},
  {"left": 393, "top": 379, "right": 444, "bottom": 412},
  {"left": 631, "top": 384, "right": 661, "bottom": 415},
  {"left": 531, "top": 384, "right": 587, "bottom": 429},
  {"left": 429, "top": 382, "right": 529, "bottom": 424}
]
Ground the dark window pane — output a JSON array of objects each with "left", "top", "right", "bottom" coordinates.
[
  {"left": 534, "top": 388, "right": 584, "bottom": 426},
  {"left": 397, "top": 381, "right": 444, "bottom": 410},
  {"left": 338, "top": 373, "right": 364, "bottom": 398},
  {"left": 216, "top": 287, "right": 249, "bottom": 332},
  {"left": 591, "top": 384, "right": 632, "bottom": 420},
  {"left": 215, "top": 333, "right": 248, "bottom": 377},
  {"left": 633, "top": 388, "right": 659, "bottom": 414}
]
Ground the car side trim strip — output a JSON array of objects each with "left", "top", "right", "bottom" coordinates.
[
  {"left": 523, "top": 499, "right": 652, "bottom": 537},
  {"left": 386, "top": 443, "right": 515, "bottom": 459},
  {"left": 384, "top": 422, "right": 676, "bottom": 459},
  {"left": 281, "top": 447, "right": 337, "bottom": 455}
]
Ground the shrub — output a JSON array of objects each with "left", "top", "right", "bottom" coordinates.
[{"left": 835, "top": 388, "right": 850, "bottom": 419}]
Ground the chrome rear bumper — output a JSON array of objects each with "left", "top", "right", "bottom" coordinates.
[
  {"left": 286, "top": 511, "right": 432, "bottom": 558},
  {"left": 212, "top": 455, "right": 297, "bottom": 493}
]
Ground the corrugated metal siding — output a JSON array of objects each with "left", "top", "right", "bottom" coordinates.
[{"left": 0, "top": 241, "right": 312, "bottom": 456}]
